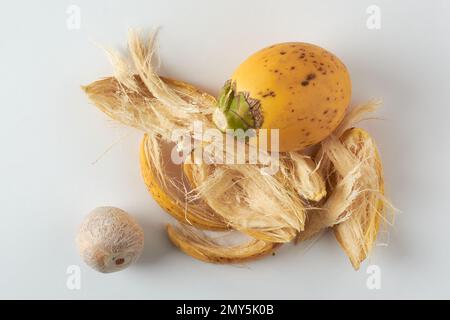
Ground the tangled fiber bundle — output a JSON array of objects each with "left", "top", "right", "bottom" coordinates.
[{"left": 83, "top": 30, "right": 393, "bottom": 269}]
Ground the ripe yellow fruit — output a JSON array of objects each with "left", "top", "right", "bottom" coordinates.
[{"left": 213, "top": 42, "right": 351, "bottom": 152}]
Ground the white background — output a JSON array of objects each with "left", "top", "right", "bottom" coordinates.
[{"left": 0, "top": 0, "right": 449, "bottom": 299}]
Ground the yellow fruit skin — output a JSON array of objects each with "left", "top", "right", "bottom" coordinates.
[
  {"left": 140, "top": 135, "right": 228, "bottom": 231},
  {"left": 231, "top": 42, "right": 351, "bottom": 152}
]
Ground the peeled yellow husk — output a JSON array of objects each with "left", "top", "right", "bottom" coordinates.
[
  {"left": 332, "top": 128, "right": 385, "bottom": 270},
  {"left": 283, "top": 153, "right": 326, "bottom": 202},
  {"left": 167, "top": 224, "right": 280, "bottom": 264},
  {"left": 297, "top": 126, "right": 388, "bottom": 270},
  {"left": 183, "top": 158, "right": 304, "bottom": 243},
  {"left": 296, "top": 101, "right": 384, "bottom": 240},
  {"left": 140, "top": 133, "right": 229, "bottom": 231}
]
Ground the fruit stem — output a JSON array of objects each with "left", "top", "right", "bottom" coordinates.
[{"left": 213, "top": 80, "right": 262, "bottom": 132}]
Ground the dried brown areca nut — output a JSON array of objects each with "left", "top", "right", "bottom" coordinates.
[{"left": 76, "top": 207, "right": 144, "bottom": 273}]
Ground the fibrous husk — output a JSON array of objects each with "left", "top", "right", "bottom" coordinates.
[
  {"left": 184, "top": 157, "right": 304, "bottom": 243},
  {"left": 297, "top": 125, "right": 390, "bottom": 270},
  {"left": 332, "top": 128, "right": 386, "bottom": 270},
  {"left": 167, "top": 224, "right": 280, "bottom": 264},
  {"left": 140, "top": 133, "right": 229, "bottom": 231},
  {"left": 83, "top": 75, "right": 215, "bottom": 140},
  {"left": 283, "top": 153, "right": 326, "bottom": 202}
]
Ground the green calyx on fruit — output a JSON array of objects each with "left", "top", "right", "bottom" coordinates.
[{"left": 213, "top": 80, "right": 263, "bottom": 132}]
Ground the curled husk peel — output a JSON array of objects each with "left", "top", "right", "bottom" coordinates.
[
  {"left": 167, "top": 224, "right": 280, "bottom": 264},
  {"left": 83, "top": 30, "right": 392, "bottom": 268}
]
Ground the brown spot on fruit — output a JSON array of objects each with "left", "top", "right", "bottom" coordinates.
[
  {"left": 262, "top": 90, "right": 276, "bottom": 98},
  {"left": 301, "top": 80, "right": 309, "bottom": 86},
  {"left": 115, "top": 258, "right": 125, "bottom": 265},
  {"left": 280, "top": 51, "right": 286, "bottom": 55},
  {"left": 306, "top": 73, "right": 316, "bottom": 80}
]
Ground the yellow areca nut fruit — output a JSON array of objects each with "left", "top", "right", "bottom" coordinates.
[{"left": 213, "top": 42, "right": 351, "bottom": 152}]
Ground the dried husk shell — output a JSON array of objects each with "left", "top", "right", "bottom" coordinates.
[
  {"left": 140, "top": 133, "right": 229, "bottom": 231},
  {"left": 297, "top": 127, "right": 386, "bottom": 269},
  {"left": 167, "top": 224, "right": 280, "bottom": 264},
  {"left": 283, "top": 153, "right": 326, "bottom": 202},
  {"left": 183, "top": 156, "right": 304, "bottom": 243},
  {"left": 332, "top": 128, "right": 385, "bottom": 270}
]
